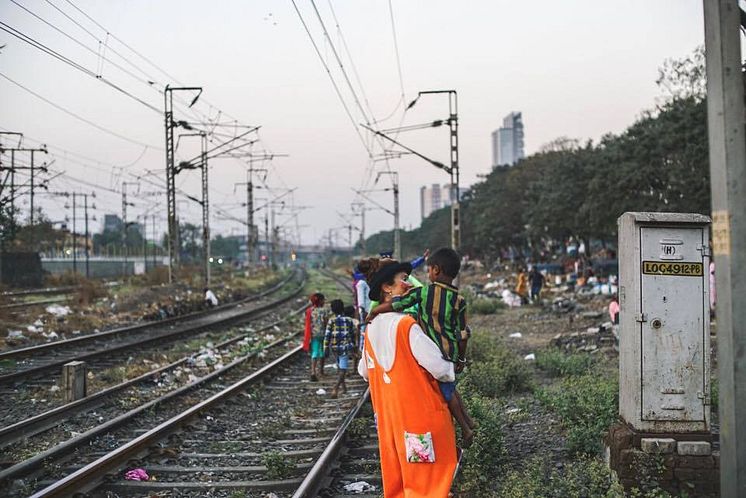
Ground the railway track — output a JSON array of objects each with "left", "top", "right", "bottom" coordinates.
[
  {"left": 0, "top": 269, "right": 302, "bottom": 386},
  {"left": 0, "top": 268, "right": 384, "bottom": 497}
]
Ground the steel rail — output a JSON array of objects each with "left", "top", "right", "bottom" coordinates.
[
  {"left": 28, "top": 347, "right": 305, "bottom": 498},
  {"left": 0, "top": 272, "right": 304, "bottom": 384},
  {"left": 0, "top": 332, "right": 305, "bottom": 488},
  {"left": 292, "top": 388, "right": 371, "bottom": 498},
  {"left": 0, "top": 269, "right": 296, "bottom": 361},
  {"left": 0, "top": 302, "right": 309, "bottom": 449}
]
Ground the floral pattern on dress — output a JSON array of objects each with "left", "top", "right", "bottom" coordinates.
[{"left": 404, "top": 431, "right": 435, "bottom": 463}]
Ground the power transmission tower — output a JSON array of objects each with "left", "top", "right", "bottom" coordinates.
[
  {"left": 375, "top": 171, "right": 400, "bottom": 260},
  {"left": 164, "top": 85, "right": 202, "bottom": 283},
  {"left": 121, "top": 182, "right": 138, "bottom": 277},
  {"left": 0, "top": 143, "right": 48, "bottom": 238}
]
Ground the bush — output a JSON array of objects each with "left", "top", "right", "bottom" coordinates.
[
  {"left": 497, "top": 456, "right": 624, "bottom": 498},
  {"left": 459, "top": 395, "right": 507, "bottom": 496},
  {"left": 461, "top": 334, "right": 533, "bottom": 398},
  {"left": 536, "top": 373, "right": 618, "bottom": 455},
  {"left": 470, "top": 297, "right": 505, "bottom": 315},
  {"left": 535, "top": 349, "right": 595, "bottom": 377}
]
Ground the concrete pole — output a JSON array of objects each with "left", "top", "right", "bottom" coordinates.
[
  {"left": 84, "top": 194, "right": 90, "bottom": 279},
  {"left": 72, "top": 192, "right": 77, "bottom": 275},
  {"left": 703, "top": 2, "right": 746, "bottom": 496}
]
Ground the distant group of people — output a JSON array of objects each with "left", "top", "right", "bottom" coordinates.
[
  {"left": 515, "top": 266, "right": 546, "bottom": 304},
  {"left": 305, "top": 247, "right": 473, "bottom": 497}
]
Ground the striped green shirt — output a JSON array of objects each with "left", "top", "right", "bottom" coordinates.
[{"left": 391, "top": 282, "right": 469, "bottom": 362}]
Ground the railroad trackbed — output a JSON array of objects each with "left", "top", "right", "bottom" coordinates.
[
  {"left": 0, "top": 268, "right": 386, "bottom": 497},
  {"left": 0, "top": 269, "right": 304, "bottom": 388}
]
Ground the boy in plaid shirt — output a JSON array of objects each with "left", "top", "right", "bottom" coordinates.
[
  {"left": 367, "top": 248, "right": 476, "bottom": 447},
  {"left": 324, "top": 299, "right": 356, "bottom": 398}
]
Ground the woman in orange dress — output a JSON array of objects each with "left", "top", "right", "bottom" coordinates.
[{"left": 357, "top": 259, "right": 457, "bottom": 498}]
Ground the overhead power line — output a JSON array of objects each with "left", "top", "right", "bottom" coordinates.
[
  {"left": 0, "top": 71, "right": 161, "bottom": 149},
  {"left": 290, "top": 0, "right": 373, "bottom": 158},
  {"left": 0, "top": 19, "right": 160, "bottom": 114}
]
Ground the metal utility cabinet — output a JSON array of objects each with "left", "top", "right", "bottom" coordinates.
[{"left": 618, "top": 212, "right": 711, "bottom": 433}]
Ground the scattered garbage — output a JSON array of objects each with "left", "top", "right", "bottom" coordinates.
[
  {"left": 49, "top": 385, "right": 61, "bottom": 393},
  {"left": 316, "top": 388, "right": 327, "bottom": 395},
  {"left": 124, "top": 468, "right": 150, "bottom": 481},
  {"left": 509, "top": 332, "right": 522, "bottom": 339},
  {"left": 27, "top": 325, "right": 42, "bottom": 334},
  {"left": 42, "top": 331, "right": 60, "bottom": 341},
  {"left": 5, "top": 330, "right": 28, "bottom": 345},
  {"left": 343, "top": 481, "right": 375, "bottom": 493},
  {"left": 501, "top": 289, "right": 522, "bottom": 308},
  {"left": 505, "top": 407, "right": 521, "bottom": 415},
  {"left": 45, "top": 304, "right": 71, "bottom": 317},
  {"left": 524, "top": 353, "right": 536, "bottom": 361}
]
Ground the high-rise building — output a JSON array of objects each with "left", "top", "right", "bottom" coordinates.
[
  {"left": 420, "top": 184, "right": 455, "bottom": 221},
  {"left": 491, "top": 112, "right": 525, "bottom": 167}
]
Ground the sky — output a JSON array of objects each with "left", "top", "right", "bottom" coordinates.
[{"left": 0, "top": 0, "right": 706, "bottom": 248}]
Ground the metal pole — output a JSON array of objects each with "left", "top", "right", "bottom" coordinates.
[
  {"left": 270, "top": 206, "right": 276, "bottom": 267},
  {"left": 9, "top": 150, "right": 15, "bottom": 236},
  {"left": 29, "top": 150, "right": 35, "bottom": 228},
  {"left": 152, "top": 215, "right": 157, "bottom": 268},
  {"left": 247, "top": 172, "right": 254, "bottom": 266},
  {"left": 200, "top": 132, "right": 210, "bottom": 285},
  {"left": 72, "top": 192, "right": 77, "bottom": 275},
  {"left": 703, "top": 2, "right": 746, "bottom": 496},
  {"left": 449, "top": 91, "right": 460, "bottom": 252},
  {"left": 122, "top": 183, "right": 128, "bottom": 278},
  {"left": 361, "top": 207, "right": 366, "bottom": 255},
  {"left": 84, "top": 194, "right": 90, "bottom": 278},
  {"left": 264, "top": 210, "right": 269, "bottom": 266},
  {"left": 165, "top": 87, "right": 177, "bottom": 283}
]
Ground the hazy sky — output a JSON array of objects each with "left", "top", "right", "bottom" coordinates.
[{"left": 1, "top": 0, "right": 705, "bottom": 248}]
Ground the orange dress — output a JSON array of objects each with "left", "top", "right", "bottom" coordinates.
[{"left": 363, "top": 315, "right": 457, "bottom": 497}]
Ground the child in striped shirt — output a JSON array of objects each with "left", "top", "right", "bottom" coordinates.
[{"left": 367, "top": 248, "right": 476, "bottom": 447}]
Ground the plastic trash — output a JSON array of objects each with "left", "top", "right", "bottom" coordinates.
[
  {"left": 124, "top": 468, "right": 149, "bottom": 481},
  {"left": 524, "top": 353, "right": 536, "bottom": 361},
  {"left": 509, "top": 332, "right": 522, "bottom": 338},
  {"left": 343, "top": 481, "right": 375, "bottom": 493},
  {"left": 45, "top": 304, "right": 71, "bottom": 317},
  {"left": 316, "top": 388, "right": 327, "bottom": 395}
]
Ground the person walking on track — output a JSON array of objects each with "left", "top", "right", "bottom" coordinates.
[
  {"left": 324, "top": 299, "right": 356, "bottom": 398},
  {"left": 303, "top": 293, "right": 328, "bottom": 381},
  {"left": 358, "top": 257, "right": 457, "bottom": 498}
]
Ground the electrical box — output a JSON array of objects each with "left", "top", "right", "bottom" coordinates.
[{"left": 618, "top": 212, "right": 711, "bottom": 433}]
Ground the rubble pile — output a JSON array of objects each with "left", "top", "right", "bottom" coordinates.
[{"left": 551, "top": 321, "right": 618, "bottom": 353}]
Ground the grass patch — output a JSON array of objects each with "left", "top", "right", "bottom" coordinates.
[
  {"left": 461, "top": 333, "right": 533, "bottom": 398},
  {"left": 497, "top": 455, "right": 624, "bottom": 498},
  {"left": 710, "top": 376, "right": 718, "bottom": 412},
  {"left": 261, "top": 450, "right": 295, "bottom": 479},
  {"left": 536, "top": 373, "right": 618, "bottom": 456},
  {"left": 535, "top": 349, "right": 595, "bottom": 377},
  {"left": 459, "top": 395, "right": 507, "bottom": 496}
]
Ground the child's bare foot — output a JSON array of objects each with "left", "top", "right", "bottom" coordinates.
[{"left": 461, "top": 427, "right": 474, "bottom": 448}]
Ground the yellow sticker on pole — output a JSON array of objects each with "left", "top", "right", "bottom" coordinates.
[{"left": 712, "top": 210, "right": 731, "bottom": 256}]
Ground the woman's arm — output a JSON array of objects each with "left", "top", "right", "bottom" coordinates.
[{"left": 408, "top": 323, "right": 455, "bottom": 382}]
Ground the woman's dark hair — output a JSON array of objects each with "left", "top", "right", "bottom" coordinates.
[
  {"left": 344, "top": 305, "right": 355, "bottom": 318},
  {"left": 330, "top": 299, "right": 345, "bottom": 315},
  {"left": 361, "top": 257, "right": 411, "bottom": 301},
  {"left": 309, "top": 293, "right": 325, "bottom": 306},
  {"left": 427, "top": 247, "right": 461, "bottom": 278}
]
